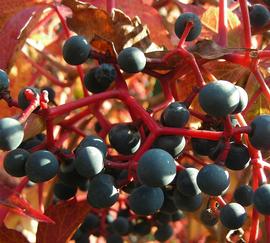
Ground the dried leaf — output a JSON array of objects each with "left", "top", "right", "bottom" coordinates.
[
  {"left": 90, "top": 35, "right": 117, "bottom": 57},
  {"left": 0, "top": 225, "right": 29, "bottom": 243},
  {"left": 76, "top": 0, "right": 173, "bottom": 49},
  {"left": 189, "top": 40, "right": 234, "bottom": 59},
  {"left": 62, "top": 0, "right": 166, "bottom": 53},
  {"left": 36, "top": 199, "right": 91, "bottom": 243},
  {"left": 0, "top": 182, "right": 54, "bottom": 223}
]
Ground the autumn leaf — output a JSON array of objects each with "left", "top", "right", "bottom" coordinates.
[
  {"left": 90, "top": 36, "right": 117, "bottom": 57},
  {"left": 0, "top": 0, "right": 51, "bottom": 30},
  {"left": 74, "top": 0, "right": 173, "bottom": 49},
  {"left": 0, "top": 4, "right": 49, "bottom": 70},
  {"left": 62, "top": 0, "right": 167, "bottom": 53},
  {"left": 36, "top": 198, "right": 91, "bottom": 243},
  {"left": 0, "top": 3, "right": 50, "bottom": 117},
  {"left": 173, "top": 59, "right": 251, "bottom": 126},
  {"left": 244, "top": 72, "right": 270, "bottom": 122},
  {"left": 200, "top": 6, "right": 244, "bottom": 48},
  {"left": 203, "top": 60, "right": 251, "bottom": 84},
  {"left": 0, "top": 225, "right": 29, "bottom": 243},
  {"left": 0, "top": 181, "right": 54, "bottom": 223},
  {"left": 201, "top": 6, "right": 240, "bottom": 33},
  {"left": 189, "top": 40, "right": 234, "bottom": 59}
]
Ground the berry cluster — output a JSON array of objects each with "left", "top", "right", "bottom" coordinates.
[{"left": 1, "top": 1, "right": 270, "bottom": 242}]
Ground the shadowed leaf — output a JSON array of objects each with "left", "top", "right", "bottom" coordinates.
[
  {"left": 0, "top": 225, "right": 29, "bottom": 243},
  {"left": 189, "top": 40, "right": 234, "bottom": 59},
  {"left": 90, "top": 35, "right": 118, "bottom": 57},
  {"left": 62, "top": 0, "right": 167, "bottom": 53},
  {"left": 36, "top": 198, "right": 91, "bottom": 243},
  {"left": 203, "top": 61, "right": 250, "bottom": 84},
  {"left": 73, "top": 0, "right": 173, "bottom": 49},
  {"left": 0, "top": 181, "right": 54, "bottom": 223}
]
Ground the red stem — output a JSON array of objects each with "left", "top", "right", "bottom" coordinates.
[
  {"left": 235, "top": 114, "right": 261, "bottom": 243},
  {"left": 54, "top": 6, "right": 70, "bottom": 38},
  {"left": 60, "top": 108, "right": 92, "bottom": 126},
  {"left": 32, "top": 9, "right": 55, "bottom": 32},
  {"left": 151, "top": 79, "right": 174, "bottom": 113},
  {"left": 46, "top": 118, "right": 55, "bottom": 150},
  {"left": 76, "top": 65, "right": 89, "bottom": 97},
  {"left": 54, "top": 5, "right": 89, "bottom": 96},
  {"left": 105, "top": 160, "right": 129, "bottom": 169},
  {"left": 239, "top": 0, "right": 252, "bottom": 49},
  {"left": 128, "top": 133, "right": 157, "bottom": 180},
  {"left": 217, "top": 0, "right": 228, "bottom": 47},
  {"left": 163, "top": 49, "right": 205, "bottom": 87},
  {"left": 258, "top": 50, "right": 270, "bottom": 59},
  {"left": 22, "top": 53, "right": 72, "bottom": 87},
  {"left": 18, "top": 90, "right": 40, "bottom": 123},
  {"left": 184, "top": 88, "right": 199, "bottom": 107},
  {"left": 188, "top": 109, "right": 210, "bottom": 122},
  {"left": 91, "top": 104, "right": 112, "bottom": 132},
  {"left": 38, "top": 183, "right": 44, "bottom": 212},
  {"left": 100, "top": 209, "right": 107, "bottom": 237},
  {"left": 177, "top": 21, "right": 193, "bottom": 48},
  {"left": 249, "top": 173, "right": 260, "bottom": 243},
  {"left": 265, "top": 216, "right": 270, "bottom": 243},
  {"left": 107, "top": 0, "right": 116, "bottom": 13},
  {"left": 63, "top": 124, "right": 86, "bottom": 137},
  {"left": 47, "top": 90, "right": 119, "bottom": 118},
  {"left": 216, "top": 196, "right": 226, "bottom": 207},
  {"left": 160, "top": 127, "right": 223, "bottom": 140}
]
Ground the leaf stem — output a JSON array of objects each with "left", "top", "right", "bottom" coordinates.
[
  {"left": 239, "top": 0, "right": 252, "bottom": 50},
  {"left": 107, "top": 0, "right": 116, "bottom": 13},
  {"left": 217, "top": 0, "right": 228, "bottom": 47}
]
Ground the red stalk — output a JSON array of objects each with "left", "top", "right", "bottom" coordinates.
[
  {"left": 54, "top": 5, "right": 89, "bottom": 96},
  {"left": 239, "top": 0, "right": 252, "bottom": 49},
  {"left": 217, "top": 0, "right": 228, "bottom": 47},
  {"left": 177, "top": 21, "right": 193, "bottom": 48},
  {"left": 107, "top": 0, "right": 116, "bottom": 13}
]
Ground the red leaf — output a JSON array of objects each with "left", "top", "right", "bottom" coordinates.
[
  {"left": 0, "top": 181, "right": 54, "bottom": 223},
  {"left": 0, "top": 225, "right": 29, "bottom": 243},
  {"left": 36, "top": 199, "right": 91, "bottom": 243},
  {"left": 0, "top": 5, "right": 47, "bottom": 70}
]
